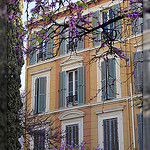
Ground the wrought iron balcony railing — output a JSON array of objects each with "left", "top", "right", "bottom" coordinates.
[{"left": 66, "top": 95, "right": 78, "bottom": 107}]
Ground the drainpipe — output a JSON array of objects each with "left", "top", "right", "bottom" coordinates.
[{"left": 130, "top": 83, "right": 136, "bottom": 149}]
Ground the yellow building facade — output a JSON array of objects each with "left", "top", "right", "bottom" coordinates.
[{"left": 25, "top": 0, "right": 143, "bottom": 149}]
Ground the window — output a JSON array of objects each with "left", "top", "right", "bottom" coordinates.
[
  {"left": 34, "top": 77, "right": 46, "bottom": 114},
  {"left": 59, "top": 66, "right": 84, "bottom": 108},
  {"left": 133, "top": 51, "right": 143, "bottom": 94},
  {"left": 34, "top": 130, "right": 45, "bottom": 150},
  {"left": 102, "top": 4, "right": 121, "bottom": 40},
  {"left": 103, "top": 118, "right": 119, "bottom": 150},
  {"left": 59, "top": 111, "right": 84, "bottom": 146},
  {"left": 101, "top": 59, "right": 116, "bottom": 101},
  {"left": 31, "top": 68, "right": 50, "bottom": 114},
  {"left": 131, "top": 1, "right": 143, "bottom": 35},
  {"left": 137, "top": 113, "right": 143, "bottom": 150},
  {"left": 66, "top": 70, "right": 78, "bottom": 107},
  {"left": 92, "top": 11, "right": 100, "bottom": 46},
  {"left": 29, "top": 29, "right": 53, "bottom": 65},
  {"left": 66, "top": 124, "right": 79, "bottom": 146},
  {"left": 97, "top": 109, "right": 124, "bottom": 150}
]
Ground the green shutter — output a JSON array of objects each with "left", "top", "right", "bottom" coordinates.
[
  {"left": 59, "top": 26, "right": 65, "bottom": 56},
  {"left": 77, "top": 22, "right": 84, "bottom": 50},
  {"left": 38, "top": 77, "right": 46, "bottom": 113},
  {"left": 102, "top": 11, "right": 107, "bottom": 40},
  {"left": 101, "top": 61, "right": 107, "bottom": 101},
  {"left": 108, "top": 59, "right": 116, "bottom": 99},
  {"left": 46, "top": 28, "right": 53, "bottom": 59},
  {"left": 34, "top": 78, "right": 38, "bottom": 113},
  {"left": 59, "top": 71, "right": 66, "bottom": 108},
  {"left": 30, "top": 33, "right": 36, "bottom": 65},
  {"left": 133, "top": 51, "right": 143, "bottom": 94},
  {"left": 77, "top": 66, "right": 85, "bottom": 105},
  {"left": 137, "top": 113, "right": 143, "bottom": 150},
  {"left": 92, "top": 11, "right": 100, "bottom": 46},
  {"left": 112, "top": 4, "right": 121, "bottom": 39}
]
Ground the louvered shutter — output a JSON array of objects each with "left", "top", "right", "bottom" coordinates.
[
  {"left": 112, "top": 4, "right": 121, "bottom": 39},
  {"left": 108, "top": 59, "right": 116, "bottom": 99},
  {"left": 92, "top": 11, "right": 100, "bottom": 46},
  {"left": 30, "top": 33, "right": 36, "bottom": 65},
  {"left": 103, "top": 118, "right": 118, "bottom": 150},
  {"left": 38, "top": 77, "right": 46, "bottom": 113},
  {"left": 59, "top": 26, "right": 65, "bottom": 56},
  {"left": 46, "top": 28, "right": 53, "bottom": 59},
  {"left": 77, "top": 66, "right": 85, "bottom": 105},
  {"left": 34, "top": 78, "right": 38, "bottom": 114},
  {"left": 101, "top": 61, "right": 107, "bottom": 101},
  {"left": 66, "top": 124, "right": 79, "bottom": 146},
  {"left": 77, "top": 22, "right": 84, "bottom": 50},
  {"left": 137, "top": 113, "right": 143, "bottom": 150},
  {"left": 109, "top": 9, "right": 114, "bottom": 36},
  {"left": 59, "top": 71, "right": 66, "bottom": 108},
  {"left": 133, "top": 51, "right": 143, "bottom": 94},
  {"left": 102, "top": 11, "right": 107, "bottom": 40}
]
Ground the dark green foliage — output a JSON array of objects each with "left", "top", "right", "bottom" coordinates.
[
  {"left": 7, "top": 20, "right": 24, "bottom": 149},
  {"left": 0, "top": 11, "right": 7, "bottom": 150}
]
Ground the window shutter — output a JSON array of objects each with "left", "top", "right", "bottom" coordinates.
[
  {"left": 59, "top": 71, "right": 66, "bottom": 108},
  {"left": 34, "top": 78, "right": 38, "bottom": 114},
  {"left": 101, "top": 61, "right": 107, "bottom": 101},
  {"left": 92, "top": 11, "right": 100, "bottom": 46},
  {"left": 108, "top": 59, "right": 116, "bottom": 99},
  {"left": 133, "top": 51, "right": 143, "bottom": 94},
  {"left": 46, "top": 28, "right": 53, "bottom": 59},
  {"left": 112, "top": 4, "right": 121, "bottom": 39},
  {"left": 103, "top": 118, "right": 118, "bottom": 150},
  {"left": 137, "top": 113, "right": 143, "bottom": 150},
  {"left": 102, "top": 11, "right": 107, "bottom": 40},
  {"left": 30, "top": 33, "right": 36, "bottom": 65},
  {"left": 59, "top": 26, "right": 65, "bottom": 56},
  {"left": 77, "top": 66, "right": 85, "bottom": 105},
  {"left": 38, "top": 77, "right": 46, "bottom": 113},
  {"left": 109, "top": 9, "right": 113, "bottom": 36},
  {"left": 77, "top": 22, "right": 84, "bottom": 50}
]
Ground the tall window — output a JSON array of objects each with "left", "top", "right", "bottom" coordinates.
[
  {"left": 67, "top": 71, "right": 78, "bottom": 106},
  {"left": 34, "top": 130, "right": 45, "bottom": 150},
  {"left": 66, "top": 124, "right": 79, "bottom": 146},
  {"left": 101, "top": 59, "right": 116, "bottom": 101},
  {"left": 103, "top": 118, "right": 119, "bottom": 150},
  {"left": 59, "top": 66, "right": 84, "bottom": 108},
  {"left": 35, "top": 77, "right": 46, "bottom": 113},
  {"left": 102, "top": 3, "right": 121, "bottom": 40}
]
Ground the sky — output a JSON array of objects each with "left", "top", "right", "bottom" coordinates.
[{"left": 20, "top": 1, "right": 35, "bottom": 91}]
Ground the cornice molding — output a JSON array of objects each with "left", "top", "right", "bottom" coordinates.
[
  {"left": 30, "top": 67, "right": 51, "bottom": 75},
  {"left": 59, "top": 56, "right": 84, "bottom": 67},
  {"left": 95, "top": 106, "right": 124, "bottom": 115},
  {"left": 58, "top": 110, "right": 85, "bottom": 121}
]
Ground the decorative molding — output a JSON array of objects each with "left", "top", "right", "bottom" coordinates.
[
  {"left": 58, "top": 110, "right": 85, "bottom": 121},
  {"left": 95, "top": 106, "right": 124, "bottom": 115},
  {"left": 30, "top": 67, "right": 51, "bottom": 75},
  {"left": 59, "top": 56, "right": 84, "bottom": 67}
]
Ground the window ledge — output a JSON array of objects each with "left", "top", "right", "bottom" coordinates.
[{"left": 95, "top": 106, "right": 124, "bottom": 115}]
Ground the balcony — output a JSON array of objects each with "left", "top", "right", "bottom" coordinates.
[{"left": 66, "top": 95, "right": 78, "bottom": 107}]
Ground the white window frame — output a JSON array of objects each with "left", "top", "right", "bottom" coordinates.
[
  {"left": 31, "top": 69, "right": 50, "bottom": 114},
  {"left": 30, "top": 125, "right": 49, "bottom": 150},
  {"left": 60, "top": 56, "right": 83, "bottom": 107},
  {"left": 66, "top": 70, "right": 78, "bottom": 106},
  {"left": 97, "top": 110, "right": 124, "bottom": 150},
  {"left": 61, "top": 117, "right": 83, "bottom": 145},
  {"left": 97, "top": 56, "right": 121, "bottom": 102}
]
